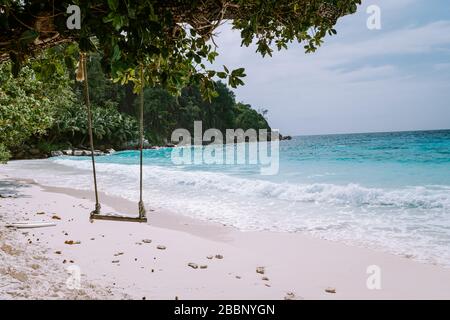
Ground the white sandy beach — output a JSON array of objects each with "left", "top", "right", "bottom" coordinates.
[{"left": 1, "top": 171, "right": 450, "bottom": 300}]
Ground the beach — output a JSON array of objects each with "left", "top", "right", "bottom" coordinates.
[
  {"left": 2, "top": 0, "right": 450, "bottom": 304},
  {"left": 2, "top": 172, "right": 450, "bottom": 300}
]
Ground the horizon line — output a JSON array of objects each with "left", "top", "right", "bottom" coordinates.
[{"left": 291, "top": 128, "right": 450, "bottom": 137}]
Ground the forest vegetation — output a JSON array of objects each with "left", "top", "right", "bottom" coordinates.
[{"left": 0, "top": 48, "right": 270, "bottom": 162}]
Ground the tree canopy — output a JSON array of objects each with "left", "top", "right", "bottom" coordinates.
[
  {"left": 0, "top": 0, "right": 362, "bottom": 163},
  {"left": 0, "top": 0, "right": 361, "bottom": 97}
]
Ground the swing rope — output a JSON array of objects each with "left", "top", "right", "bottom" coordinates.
[
  {"left": 81, "top": 52, "right": 146, "bottom": 221},
  {"left": 138, "top": 65, "right": 146, "bottom": 219},
  {"left": 81, "top": 52, "right": 101, "bottom": 215}
]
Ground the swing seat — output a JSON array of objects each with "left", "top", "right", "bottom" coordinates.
[{"left": 90, "top": 212, "right": 147, "bottom": 223}]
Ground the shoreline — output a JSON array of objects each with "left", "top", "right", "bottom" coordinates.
[
  {"left": 2, "top": 173, "right": 450, "bottom": 299},
  {"left": 32, "top": 182, "right": 450, "bottom": 268}
]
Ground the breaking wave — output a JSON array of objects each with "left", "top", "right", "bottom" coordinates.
[{"left": 53, "top": 159, "right": 450, "bottom": 211}]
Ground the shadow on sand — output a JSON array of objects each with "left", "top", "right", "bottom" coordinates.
[{"left": 0, "top": 180, "right": 32, "bottom": 199}]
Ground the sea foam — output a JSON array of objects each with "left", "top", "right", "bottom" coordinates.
[{"left": 2, "top": 141, "right": 450, "bottom": 267}]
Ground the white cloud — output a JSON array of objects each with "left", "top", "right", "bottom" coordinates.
[
  {"left": 324, "top": 21, "right": 450, "bottom": 65},
  {"left": 335, "top": 65, "right": 399, "bottom": 82},
  {"left": 210, "top": 4, "right": 450, "bottom": 135},
  {"left": 214, "top": 20, "right": 450, "bottom": 83}
]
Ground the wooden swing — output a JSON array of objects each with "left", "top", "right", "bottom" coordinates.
[{"left": 79, "top": 53, "right": 147, "bottom": 223}]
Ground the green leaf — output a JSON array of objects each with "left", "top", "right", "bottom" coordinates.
[
  {"left": 231, "top": 68, "right": 246, "bottom": 77},
  {"left": 216, "top": 72, "right": 227, "bottom": 79},
  {"left": 107, "top": 0, "right": 119, "bottom": 11},
  {"left": 112, "top": 44, "right": 121, "bottom": 61}
]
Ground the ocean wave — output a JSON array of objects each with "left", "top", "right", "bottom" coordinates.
[
  {"left": 53, "top": 158, "right": 450, "bottom": 210},
  {"left": 3, "top": 158, "right": 450, "bottom": 266}
]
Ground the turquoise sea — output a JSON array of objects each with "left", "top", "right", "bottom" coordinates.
[{"left": 3, "top": 129, "right": 450, "bottom": 265}]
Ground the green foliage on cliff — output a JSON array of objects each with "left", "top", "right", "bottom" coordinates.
[
  {"left": 0, "top": 64, "right": 56, "bottom": 151},
  {"left": 234, "top": 103, "right": 270, "bottom": 131},
  {"left": 0, "top": 55, "right": 139, "bottom": 160},
  {"left": 0, "top": 49, "right": 270, "bottom": 160},
  {"left": 138, "top": 82, "right": 271, "bottom": 145},
  {"left": 0, "top": 143, "right": 10, "bottom": 163},
  {"left": 47, "top": 101, "right": 138, "bottom": 148}
]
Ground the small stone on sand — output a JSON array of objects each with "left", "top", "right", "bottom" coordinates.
[
  {"left": 325, "top": 287, "right": 336, "bottom": 294},
  {"left": 64, "top": 240, "right": 81, "bottom": 245},
  {"left": 142, "top": 239, "right": 152, "bottom": 244},
  {"left": 206, "top": 255, "right": 213, "bottom": 259},
  {"left": 256, "top": 267, "right": 265, "bottom": 274},
  {"left": 157, "top": 245, "right": 166, "bottom": 250},
  {"left": 284, "top": 292, "right": 296, "bottom": 300},
  {"left": 262, "top": 276, "right": 269, "bottom": 281},
  {"left": 215, "top": 254, "right": 223, "bottom": 259},
  {"left": 188, "top": 263, "right": 198, "bottom": 269},
  {"left": 200, "top": 265, "right": 208, "bottom": 269},
  {"left": 52, "top": 215, "right": 61, "bottom": 220}
]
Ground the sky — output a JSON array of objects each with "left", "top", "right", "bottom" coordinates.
[{"left": 211, "top": 0, "right": 450, "bottom": 136}]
